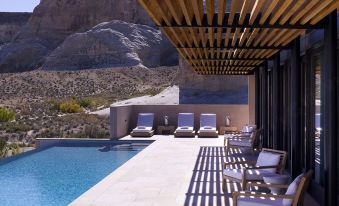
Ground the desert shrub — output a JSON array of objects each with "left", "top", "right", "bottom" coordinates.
[
  {"left": 0, "top": 139, "right": 8, "bottom": 158},
  {"left": 8, "top": 143, "right": 20, "bottom": 156},
  {"left": 0, "top": 107, "right": 16, "bottom": 122},
  {"left": 49, "top": 100, "right": 61, "bottom": 110},
  {"left": 59, "top": 100, "right": 82, "bottom": 113},
  {"left": 84, "top": 125, "right": 107, "bottom": 138},
  {"left": 78, "top": 97, "right": 94, "bottom": 108},
  {"left": 1, "top": 123, "right": 31, "bottom": 133}
]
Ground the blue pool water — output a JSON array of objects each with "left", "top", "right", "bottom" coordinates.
[{"left": 0, "top": 143, "right": 148, "bottom": 206}]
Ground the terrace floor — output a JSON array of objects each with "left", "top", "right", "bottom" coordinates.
[{"left": 70, "top": 135, "right": 319, "bottom": 206}]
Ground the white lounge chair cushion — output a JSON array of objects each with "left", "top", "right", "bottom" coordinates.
[
  {"left": 283, "top": 173, "right": 304, "bottom": 205},
  {"left": 256, "top": 152, "right": 281, "bottom": 173},
  {"left": 223, "top": 168, "right": 273, "bottom": 181},
  {"left": 199, "top": 126, "right": 216, "bottom": 132},
  {"left": 238, "top": 196, "right": 285, "bottom": 206},
  {"left": 132, "top": 126, "right": 153, "bottom": 132},
  {"left": 176, "top": 126, "right": 194, "bottom": 132},
  {"left": 228, "top": 139, "right": 252, "bottom": 147}
]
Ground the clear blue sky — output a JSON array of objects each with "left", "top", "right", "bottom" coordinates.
[{"left": 0, "top": 0, "right": 40, "bottom": 12}]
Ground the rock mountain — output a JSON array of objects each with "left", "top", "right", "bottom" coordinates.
[{"left": 0, "top": 0, "right": 177, "bottom": 73}]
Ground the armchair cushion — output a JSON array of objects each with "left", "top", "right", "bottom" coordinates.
[
  {"left": 223, "top": 168, "right": 273, "bottom": 181},
  {"left": 238, "top": 196, "right": 285, "bottom": 206},
  {"left": 283, "top": 173, "right": 303, "bottom": 205},
  {"left": 256, "top": 152, "right": 281, "bottom": 173}
]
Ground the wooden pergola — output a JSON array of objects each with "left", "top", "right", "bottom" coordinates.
[{"left": 138, "top": 0, "right": 338, "bottom": 75}]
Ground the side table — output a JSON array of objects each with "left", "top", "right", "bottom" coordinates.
[
  {"left": 219, "top": 126, "right": 238, "bottom": 135},
  {"left": 157, "top": 126, "right": 175, "bottom": 135}
]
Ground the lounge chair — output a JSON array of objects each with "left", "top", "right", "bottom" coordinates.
[
  {"left": 224, "top": 129, "right": 262, "bottom": 155},
  {"left": 174, "top": 113, "right": 195, "bottom": 137},
  {"left": 130, "top": 113, "right": 154, "bottom": 137},
  {"left": 197, "top": 113, "right": 218, "bottom": 138},
  {"left": 233, "top": 170, "right": 313, "bottom": 206},
  {"left": 222, "top": 148, "right": 287, "bottom": 190}
]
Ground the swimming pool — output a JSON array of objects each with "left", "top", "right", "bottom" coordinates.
[{"left": 0, "top": 141, "right": 150, "bottom": 206}]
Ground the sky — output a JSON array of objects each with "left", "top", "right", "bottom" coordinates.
[{"left": 0, "top": 0, "right": 40, "bottom": 12}]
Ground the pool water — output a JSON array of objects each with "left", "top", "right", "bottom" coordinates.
[{"left": 0, "top": 144, "right": 147, "bottom": 206}]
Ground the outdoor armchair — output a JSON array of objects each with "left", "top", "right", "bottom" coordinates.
[
  {"left": 233, "top": 170, "right": 313, "bottom": 206},
  {"left": 222, "top": 148, "right": 287, "bottom": 190}
]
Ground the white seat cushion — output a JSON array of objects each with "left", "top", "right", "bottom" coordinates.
[
  {"left": 223, "top": 168, "right": 273, "bottom": 181},
  {"left": 283, "top": 173, "right": 304, "bottom": 205},
  {"left": 199, "top": 127, "right": 216, "bottom": 132},
  {"left": 228, "top": 139, "right": 252, "bottom": 147},
  {"left": 238, "top": 196, "right": 285, "bottom": 206},
  {"left": 176, "top": 126, "right": 194, "bottom": 132},
  {"left": 256, "top": 152, "right": 281, "bottom": 173},
  {"left": 132, "top": 126, "right": 152, "bottom": 132}
]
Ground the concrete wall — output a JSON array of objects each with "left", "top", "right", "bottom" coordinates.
[
  {"left": 248, "top": 75, "right": 256, "bottom": 124},
  {"left": 110, "top": 104, "right": 250, "bottom": 138}
]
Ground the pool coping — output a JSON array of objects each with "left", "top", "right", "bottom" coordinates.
[{"left": 0, "top": 138, "right": 154, "bottom": 166}]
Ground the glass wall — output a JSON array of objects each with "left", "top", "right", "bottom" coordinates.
[{"left": 314, "top": 56, "right": 324, "bottom": 185}]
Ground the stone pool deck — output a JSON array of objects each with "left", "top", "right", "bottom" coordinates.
[{"left": 70, "top": 135, "right": 319, "bottom": 206}]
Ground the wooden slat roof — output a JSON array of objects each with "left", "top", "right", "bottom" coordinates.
[{"left": 139, "top": 0, "right": 339, "bottom": 75}]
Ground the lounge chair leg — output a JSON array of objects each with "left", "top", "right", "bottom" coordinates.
[
  {"left": 241, "top": 179, "right": 246, "bottom": 190},
  {"left": 222, "top": 177, "right": 226, "bottom": 192}
]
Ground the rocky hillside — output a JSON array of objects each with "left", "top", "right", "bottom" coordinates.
[
  {"left": 0, "top": 0, "right": 177, "bottom": 73},
  {"left": 0, "top": 66, "right": 178, "bottom": 106},
  {"left": 0, "top": 12, "right": 31, "bottom": 45},
  {"left": 43, "top": 20, "right": 177, "bottom": 70}
]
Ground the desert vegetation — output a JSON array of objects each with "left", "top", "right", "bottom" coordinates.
[
  {"left": 0, "top": 66, "right": 178, "bottom": 152},
  {"left": 0, "top": 107, "right": 16, "bottom": 122}
]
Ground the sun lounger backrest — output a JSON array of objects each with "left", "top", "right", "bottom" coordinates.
[
  {"left": 178, "top": 113, "right": 194, "bottom": 127},
  {"left": 137, "top": 113, "right": 154, "bottom": 127},
  {"left": 200, "top": 113, "right": 216, "bottom": 127}
]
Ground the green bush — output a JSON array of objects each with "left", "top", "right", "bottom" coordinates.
[
  {"left": 78, "top": 98, "right": 93, "bottom": 108},
  {"left": 0, "top": 107, "right": 16, "bottom": 122},
  {"left": 59, "top": 101, "right": 82, "bottom": 113},
  {"left": 8, "top": 143, "right": 20, "bottom": 156},
  {"left": 0, "top": 139, "right": 8, "bottom": 158}
]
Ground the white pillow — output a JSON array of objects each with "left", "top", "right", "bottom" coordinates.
[
  {"left": 256, "top": 152, "right": 281, "bottom": 173},
  {"left": 283, "top": 173, "right": 304, "bottom": 205}
]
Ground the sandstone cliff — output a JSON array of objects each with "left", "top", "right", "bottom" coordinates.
[
  {"left": 0, "top": 0, "right": 174, "bottom": 73},
  {"left": 0, "top": 12, "right": 31, "bottom": 45},
  {"left": 42, "top": 20, "right": 177, "bottom": 70}
]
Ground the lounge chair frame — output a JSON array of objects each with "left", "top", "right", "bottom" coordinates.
[
  {"left": 174, "top": 131, "right": 195, "bottom": 137},
  {"left": 130, "top": 130, "right": 154, "bottom": 137}
]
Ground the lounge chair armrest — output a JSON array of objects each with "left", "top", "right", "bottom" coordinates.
[
  {"left": 246, "top": 182, "right": 290, "bottom": 190},
  {"left": 232, "top": 191, "right": 294, "bottom": 199},
  {"left": 226, "top": 136, "right": 252, "bottom": 140},
  {"left": 233, "top": 134, "right": 251, "bottom": 137},
  {"left": 224, "top": 160, "right": 255, "bottom": 168},
  {"left": 245, "top": 165, "right": 278, "bottom": 170}
]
